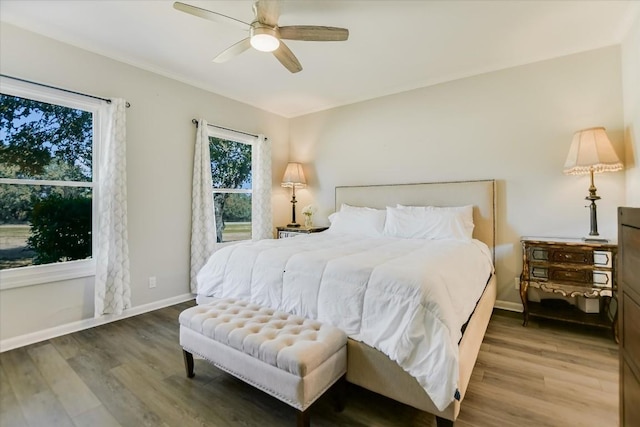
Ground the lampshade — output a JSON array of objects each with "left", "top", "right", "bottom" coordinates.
[
  {"left": 563, "top": 127, "right": 623, "bottom": 175},
  {"left": 281, "top": 162, "right": 306, "bottom": 188}
]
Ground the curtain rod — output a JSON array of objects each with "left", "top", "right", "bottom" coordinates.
[
  {"left": 191, "top": 118, "right": 264, "bottom": 140},
  {"left": 1, "top": 74, "right": 131, "bottom": 108}
]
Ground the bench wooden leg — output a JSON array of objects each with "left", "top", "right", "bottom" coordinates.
[
  {"left": 296, "top": 409, "right": 309, "bottom": 427},
  {"left": 436, "top": 416, "right": 454, "bottom": 427},
  {"left": 183, "top": 349, "right": 195, "bottom": 378},
  {"left": 333, "top": 374, "right": 347, "bottom": 412}
]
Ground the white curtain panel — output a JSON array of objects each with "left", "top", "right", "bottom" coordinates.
[
  {"left": 95, "top": 99, "right": 131, "bottom": 316},
  {"left": 190, "top": 119, "right": 217, "bottom": 293},
  {"left": 252, "top": 134, "right": 273, "bottom": 240}
]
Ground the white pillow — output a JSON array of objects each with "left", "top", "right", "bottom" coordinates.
[
  {"left": 340, "top": 203, "right": 378, "bottom": 212},
  {"left": 432, "top": 205, "right": 474, "bottom": 239},
  {"left": 327, "top": 209, "right": 386, "bottom": 237},
  {"left": 397, "top": 204, "right": 474, "bottom": 238},
  {"left": 386, "top": 205, "right": 474, "bottom": 240}
]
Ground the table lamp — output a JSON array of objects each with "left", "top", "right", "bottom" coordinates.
[
  {"left": 563, "top": 127, "right": 623, "bottom": 242},
  {"left": 281, "top": 162, "right": 306, "bottom": 227}
]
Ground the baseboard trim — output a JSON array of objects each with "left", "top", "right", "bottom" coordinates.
[
  {"left": 495, "top": 300, "right": 523, "bottom": 312},
  {"left": 2, "top": 296, "right": 522, "bottom": 352},
  {"left": 0, "top": 293, "right": 195, "bottom": 353}
]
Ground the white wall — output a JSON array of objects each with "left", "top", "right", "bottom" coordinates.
[
  {"left": 0, "top": 23, "right": 290, "bottom": 343},
  {"left": 622, "top": 12, "right": 640, "bottom": 206},
  {"left": 289, "top": 46, "right": 626, "bottom": 306}
]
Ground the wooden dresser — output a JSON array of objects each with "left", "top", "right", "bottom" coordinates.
[
  {"left": 618, "top": 207, "right": 640, "bottom": 427},
  {"left": 519, "top": 237, "right": 617, "bottom": 332}
]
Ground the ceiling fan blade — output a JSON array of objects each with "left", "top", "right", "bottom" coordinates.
[
  {"left": 279, "top": 26, "right": 349, "bottom": 41},
  {"left": 213, "top": 38, "right": 252, "bottom": 63},
  {"left": 173, "top": 2, "right": 250, "bottom": 30},
  {"left": 272, "top": 41, "right": 302, "bottom": 73},
  {"left": 255, "top": 0, "right": 280, "bottom": 27}
]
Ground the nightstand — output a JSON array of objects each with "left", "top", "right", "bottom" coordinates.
[
  {"left": 519, "top": 237, "right": 617, "bottom": 335},
  {"left": 276, "top": 226, "right": 329, "bottom": 239}
]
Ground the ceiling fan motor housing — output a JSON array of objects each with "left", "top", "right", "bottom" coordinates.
[{"left": 250, "top": 23, "right": 280, "bottom": 52}]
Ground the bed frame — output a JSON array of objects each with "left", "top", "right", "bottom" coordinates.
[{"left": 335, "top": 180, "right": 497, "bottom": 426}]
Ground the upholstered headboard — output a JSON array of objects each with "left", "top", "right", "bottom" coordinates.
[{"left": 335, "top": 180, "right": 496, "bottom": 261}]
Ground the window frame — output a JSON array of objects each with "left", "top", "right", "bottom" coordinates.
[
  {"left": 207, "top": 126, "right": 255, "bottom": 244},
  {"left": 0, "top": 77, "right": 102, "bottom": 289}
]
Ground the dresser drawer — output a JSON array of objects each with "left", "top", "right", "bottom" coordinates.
[
  {"left": 534, "top": 248, "right": 613, "bottom": 267},
  {"left": 528, "top": 246, "right": 613, "bottom": 268},
  {"left": 531, "top": 266, "right": 590, "bottom": 282},
  {"left": 530, "top": 246, "right": 596, "bottom": 265},
  {"left": 548, "top": 267, "right": 591, "bottom": 283},
  {"left": 550, "top": 248, "right": 593, "bottom": 264},
  {"left": 530, "top": 267, "right": 612, "bottom": 288}
]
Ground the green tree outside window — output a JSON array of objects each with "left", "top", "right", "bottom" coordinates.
[
  {"left": 0, "top": 94, "right": 93, "bottom": 269},
  {"left": 209, "top": 136, "right": 252, "bottom": 243}
]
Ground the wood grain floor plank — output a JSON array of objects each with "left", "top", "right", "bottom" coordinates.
[
  {"left": 27, "top": 344, "right": 101, "bottom": 418},
  {"left": 543, "top": 376, "right": 617, "bottom": 410},
  {"left": 470, "top": 380, "right": 614, "bottom": 427},
  {"left": 164, "top": 371, "right": 283, "bottom": 426},
  {"left": 1, "top": 347, "right": 76, "bottom": 427},
  {"left": 478, "top": 345, "right": 612, "bottom": 386},
  {"left": 458, "top": 312, "right": 618, "bottom": 427},
  {"left": 479, "top": 363, "right": 616, "bottom": 417},
  {"left": 47, "top": 334, "right": 81, "bottom": 361},
  {"left": 0, "top": 348, "right": 50, "bottom": 399},
  {"left": 457, "top": 395, "right": 535, "bottom": 427},
  {"left": 161, "top": 373, "right": 240, "bottom": 425},
  {"left": 0, "top": 307, "right": 618, "bottom": 427},
  {"left": 60, "top": 327, "right": 123, "bottom": 371},
  {"left": 0, "top": 360, "right": 28, "bottom": 427},
  {"left": 106, "top": 318, "right": 184, "bottom": 377},
  {"left": 71, "top": 405, "right": 122, "bottom": 427},
  {"left": 18, "top": 390, "right": 75, "bottom": 427},
  {"left": 462, "top": 388, "right": 561, "bottom": 427},
  {"left": 66, "top": 352, "right": 169, "bottom": 427},
  {"left": 97, "top": 326, "right": 179, "bottom": 382},
  {"left": 110, "top": 361, "right": 211, "bottom": 427}
]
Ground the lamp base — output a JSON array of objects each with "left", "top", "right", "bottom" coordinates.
[
  {"left": 287, "top": 223, "right": 301, "bottom": 228},
  {"left": 582, "top": 236, "right": 608, "bottom": 243}
]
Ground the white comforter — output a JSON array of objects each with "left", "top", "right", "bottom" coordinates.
[{"left": 196, "top": 233, "right": 494, "bottom": 410}]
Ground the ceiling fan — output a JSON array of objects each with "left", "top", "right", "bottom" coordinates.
[{"left": 173, "top": 1, "right": 349, "bottom": 73}]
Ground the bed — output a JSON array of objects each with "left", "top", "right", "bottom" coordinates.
[{"left": 196, "top": 180, "right": 496, "bottom": 426}]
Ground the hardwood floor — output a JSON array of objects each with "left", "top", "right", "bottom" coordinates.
[{"left": 0, "top": 302, "right": 618, "bottom": 427}]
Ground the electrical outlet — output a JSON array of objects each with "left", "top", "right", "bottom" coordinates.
[
  {"left": 514, "top": 277, "right": 520, "bottom": 290},
  {"left": 149, "top": 276, "right": 157, "bottom": 288}
]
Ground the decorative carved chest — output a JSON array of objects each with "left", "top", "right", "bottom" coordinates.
[{"left": 520, "top": 236, "right": 617, "bottom": 334}]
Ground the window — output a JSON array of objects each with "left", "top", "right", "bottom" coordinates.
[
  {"left": 0, "top": 78, "right": 101, "bottom": 287},
  {"left": 208, "top": 127, "right": 254, "bottom": 243}
]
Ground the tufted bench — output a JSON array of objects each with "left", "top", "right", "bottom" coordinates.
[{"left": 179, "top": 298, "right": 347, "bottom": 427}]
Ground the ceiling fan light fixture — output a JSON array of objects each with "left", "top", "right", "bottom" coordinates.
[
  {"left": 173, "top": 1, "right": 349, "bottom": 72},
  {"left": 250, "top": 25, "right": 280, "bottom": 52}
]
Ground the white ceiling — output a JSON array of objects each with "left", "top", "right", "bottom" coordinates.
[{"left": 1, "top": 1, "right": 638, "bottom": 118}]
